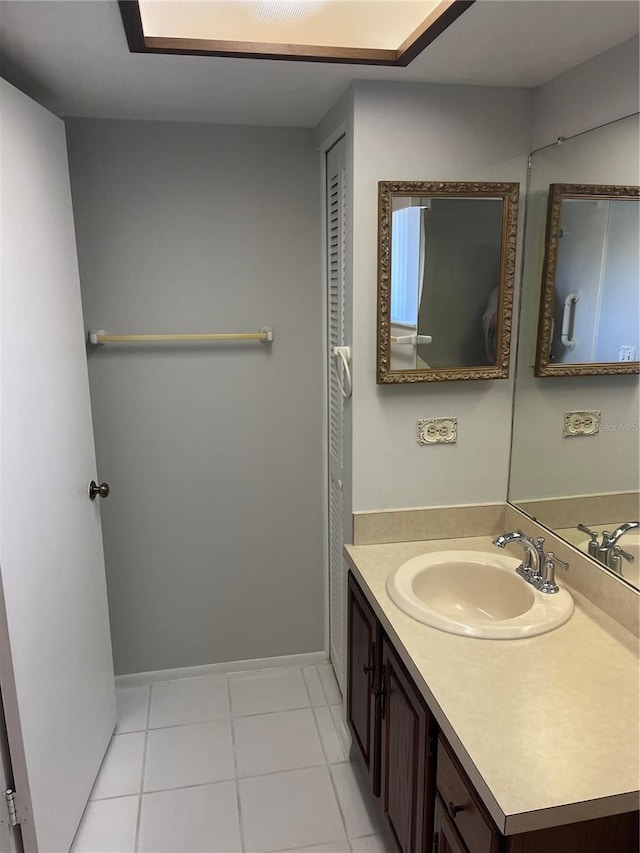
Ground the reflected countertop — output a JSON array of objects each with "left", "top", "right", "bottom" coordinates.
[{"left": 345, "top": 534, "right": 640, "bottom": 835}]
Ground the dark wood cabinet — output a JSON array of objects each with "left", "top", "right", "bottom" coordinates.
[
  {"left": 436, "top": 736, "right": 498, "bottom": 853},
  {"left": 380, "top": 636, "right": 436, "bottom": 853},
  {"left": 346, "top": 570, "right": 639, "bottom": 853},
  {"left": 347, "top": 572, "right": 382, "bottom": 794},
  {"left": 436, "top": 733, "right": 640, "bottom": 853},
  {"left": 434, "top": 796, "right": 469, "bottom": 853}
]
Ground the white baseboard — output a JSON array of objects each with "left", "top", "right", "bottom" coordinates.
[
  {"left": 115, "top": 650, "right": 328, "bottom": 688},
  {"left": 335, "top": 714, "right": 352, "bottom": 755}
]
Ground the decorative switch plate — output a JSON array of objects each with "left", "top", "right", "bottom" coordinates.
[
  {"left": 417, "top": 417, "right": 457, "bottom": 445},
  {"left": 563, "top": 410, "right": 601, "bottom": 437}
]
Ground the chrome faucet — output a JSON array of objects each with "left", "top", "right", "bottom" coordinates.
[
  {"left": 577, "top": 522, "right": 636, "bottom": 574},
  {"left": 576, "top": 523, "right": 600, "bottom": 558},
  {"left": 603, "top": 522, "right": 639, "bottom": 548},
  {"left": 539, "top": 552, "right": 569, "bottom": 594},
  {"left": 608, "top": 546, "right": 634, "bottom": 576},
  {"left": 492, "top": 530, "right": 547, "bottom": 587}
]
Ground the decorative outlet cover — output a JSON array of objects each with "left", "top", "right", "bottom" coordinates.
[
  {"left": 417, "top": 417, "right": 457, "bottom": 445},
  {"left": 563, "top": 410, "right": 601, "bottom": 437}
]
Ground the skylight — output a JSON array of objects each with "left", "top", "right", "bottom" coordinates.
[{"left": 119, "top": 0, "right": 474, "bottom": 65}]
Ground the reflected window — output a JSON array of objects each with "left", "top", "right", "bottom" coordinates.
[{"left": 391, "top": 207, "right": 422, "bottom": 326}]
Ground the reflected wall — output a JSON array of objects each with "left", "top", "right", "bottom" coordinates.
[{"left": 509, "top": 114, "right": 640, "bottom": 589}]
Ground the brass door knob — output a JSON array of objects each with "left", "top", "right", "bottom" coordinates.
[{"left": 89, "top": 480, "right": 110, "bottom": 500}]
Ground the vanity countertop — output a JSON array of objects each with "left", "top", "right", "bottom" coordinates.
[{"left": 345, "top": 535, "right": 640, "bottom": 835}]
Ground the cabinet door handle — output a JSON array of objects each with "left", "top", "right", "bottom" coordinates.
[
  {"left": 447, "top": 801, "right": 465, "bottom": 820},
  {"left": 374, "top": 667, "right": 386, "bottom": 719},
  {"left": 364, "top": 641, "right": 376, "bottom": 692}
]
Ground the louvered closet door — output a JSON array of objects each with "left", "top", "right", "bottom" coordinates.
[{"left": 326, "top": 137, "right": 347, "bottom": 694}]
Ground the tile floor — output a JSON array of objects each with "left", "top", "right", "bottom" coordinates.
[{"left": 72, "top": 663, "right": 394, "bottom": 853}]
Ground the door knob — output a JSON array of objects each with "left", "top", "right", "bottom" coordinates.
[{"left": 89, "top": 480, "right": 110, "bottom": 500}]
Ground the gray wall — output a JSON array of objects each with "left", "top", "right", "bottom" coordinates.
[
  {"left": 531, "top": 35, "right": 640, "bottom": 150},
  {"left": 350, "top": 81, "right": 532, "bottom": 510},
  {"left": 66, "top": 119, "right": 324, "bottom": 675}
]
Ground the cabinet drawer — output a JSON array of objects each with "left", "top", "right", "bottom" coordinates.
[
  {"left": 436, "top": 736, "right": 498, "bottom": 853},
  {"left": 434, "top": 795, "right": 469, "bottom": 853}
]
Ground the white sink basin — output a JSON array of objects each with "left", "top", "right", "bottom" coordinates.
[
  {"left": 578, "top": 533, "right": 640, "bottom": 588},
  {"left": 387, "top": 550, "right": 574, "bottom": 639}
]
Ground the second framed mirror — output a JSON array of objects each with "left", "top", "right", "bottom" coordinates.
[
  {"left": 534, "top": 182, "right": 640, "bottom": 377},
  {"left": 377, "top": 180, "right": 519, "bottom": 383}
]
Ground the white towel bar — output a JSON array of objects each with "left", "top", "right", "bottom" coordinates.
[{"left": 88, "top": 328, "right": 273, "bottom": 345}]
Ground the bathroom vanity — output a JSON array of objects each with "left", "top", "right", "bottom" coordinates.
[{"left": 345, "top": 536, "right": 639, "bottom": 853}]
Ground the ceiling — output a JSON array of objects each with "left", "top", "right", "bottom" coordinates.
[{"left": 0, "top": 1, "right": 638, "bottom": 127}]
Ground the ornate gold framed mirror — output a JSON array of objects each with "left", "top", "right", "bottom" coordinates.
[
  {"left": 376, "top": 180, "right": 519, "bottom": 383},
  {"left": 534, "top": 183, "right": 640, "bottom": 377}
]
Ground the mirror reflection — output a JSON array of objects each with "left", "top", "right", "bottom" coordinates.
[
  {"left": 509, "top": 114, "right": 640, "bottom": 590},
  {"left": 377, "top": 181, "right": 519, "bottom": 384},
  {"left": 535, "top": 185, "right": 639, "bottom": 375},
  {"left": 390, "top": 197, "right": 503, "bottom": 370}
]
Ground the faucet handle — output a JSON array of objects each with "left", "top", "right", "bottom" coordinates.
[
  {"left": 538, "top": 551, "right": 568, "bottom": 594},
  {"left": 546, "top": 551, "right": 569, "bottom": 569},
  {"left": 614, "top": 545, "right": 634, "bottom": 563},
  {"left": 577, "top": 523, "right": 598, "bottom": 540}
]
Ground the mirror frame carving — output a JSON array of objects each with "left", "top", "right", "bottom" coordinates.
[
  {"left": 376, "top": 180, "right": 520, "bottom": 384},
  {"left": 534, "top": 182, "right": 640, "bottom": 377}
]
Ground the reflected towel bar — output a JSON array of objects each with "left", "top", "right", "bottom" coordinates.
[
  {"left": 88, "top": 328, "right": 273, "bottom": 345},
  {"left": 391, "top": 334, "right": 432, "bottom": 345}
]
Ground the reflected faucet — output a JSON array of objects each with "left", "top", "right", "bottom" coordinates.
[
  {"left": 603, "top": 522, "right": 639, "bottom": 549},
  {"left": 577, "top": 522, "right": 637, "bottom": 574}
]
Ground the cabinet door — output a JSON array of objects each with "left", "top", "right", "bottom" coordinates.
[
  {"left": 434, "top": 797, "right": 468, "bottom": 853},
  {"left": 347, "top": 573, "right": 381, "bottom": 793},
  {"left": 380, "top": 637, "right": 434, "bottom": 853}
]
